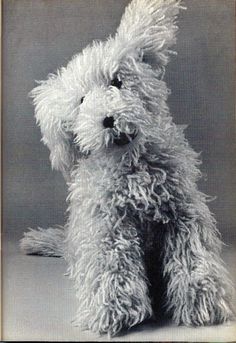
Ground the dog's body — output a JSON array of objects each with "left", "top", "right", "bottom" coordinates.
[{"left": 21, "top": 0, "right": 234, "bottom": 336}]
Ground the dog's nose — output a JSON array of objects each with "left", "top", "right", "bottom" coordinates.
[{"left": 103, "top": 116, "right": 114, "bottom": 129}]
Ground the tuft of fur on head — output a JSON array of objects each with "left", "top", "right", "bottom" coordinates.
[{"left": 30, "top": 0, "right": 184, "bottom": 181}]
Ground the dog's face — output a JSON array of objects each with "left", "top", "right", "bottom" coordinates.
[
  {"left": 31, "top": 0, "right": 182, "bottom": 179},
  {"left": 69, "top": 41, "right": 168, "bottom": 156}
]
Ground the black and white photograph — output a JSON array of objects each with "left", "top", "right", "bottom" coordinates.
[{"left": 2, "top": 0, "right": 236, "bottom": 341}]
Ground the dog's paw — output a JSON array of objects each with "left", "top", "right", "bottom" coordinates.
[
  {"left": 174, "top": 287, "right": 234, "bottom": 326},
  {"left": 92, "top": 305, "right": 149, "bottom": 336},
  {"left": 74, "top": 299, "right": 152, "bottom": 337}
]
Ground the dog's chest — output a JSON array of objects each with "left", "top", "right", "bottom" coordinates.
[
  {"left": 70, "top": 154, "right": 166, "bottom": 217},
  {"left": 71, "top": 156, "right": 121, "bottom": 203}
]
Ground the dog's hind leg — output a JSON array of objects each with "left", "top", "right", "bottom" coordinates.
[{"left": 20, "top": 226, "right": 65, "bottom": 257}]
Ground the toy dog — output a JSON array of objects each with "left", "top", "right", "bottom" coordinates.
[{"left": 21, "top": 0, "right": 234, "bottom": 336}]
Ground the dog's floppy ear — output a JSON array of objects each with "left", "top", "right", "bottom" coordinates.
[
  {"left": 30, "top": 73, "right": 77, "bottom": 181},
  {"left": 116, "top": 0, "right": 183, "bottom": 67}
]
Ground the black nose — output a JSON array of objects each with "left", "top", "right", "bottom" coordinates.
[{"left": 103, "top": 116, "right": 114, "bottom": 128}]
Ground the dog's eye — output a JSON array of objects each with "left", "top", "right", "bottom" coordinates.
[
  {"left": 111, "top": 76, "right": 122, "bottom": 89},
  {"left": 80, "top": 96, "right": 85, "bottom": 104}
]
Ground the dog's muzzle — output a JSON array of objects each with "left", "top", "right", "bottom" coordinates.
[{"left": 103, "top": 116, "right": 138, "bottom": 146}]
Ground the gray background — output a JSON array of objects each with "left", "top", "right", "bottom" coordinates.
[
  {"left": 3, "top": 0, "right": 236, "bottom": 245},
  {"left": 2, "top": 0, "right": 236, "bottom": 341}
]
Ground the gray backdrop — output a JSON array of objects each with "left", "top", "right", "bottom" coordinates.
[{"left": 3, "top": 0, "right": 236, "bottom": 246}]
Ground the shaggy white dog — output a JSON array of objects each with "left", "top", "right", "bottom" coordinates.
[{"left": 21, "top": 0, "right": 234, "bottom": 337}]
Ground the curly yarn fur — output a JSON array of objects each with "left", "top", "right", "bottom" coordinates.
[{"left": 20, "top": 0, "right": 234, "bottom": 337}]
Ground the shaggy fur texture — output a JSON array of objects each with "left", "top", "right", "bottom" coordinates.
[{"left": 20, "top": 0, "right": 234, "bottom": 337}]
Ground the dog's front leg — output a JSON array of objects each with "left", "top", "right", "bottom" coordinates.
[
  {"left": 161, "top": 189, "right": 234, "bottom": 326},
  {"left": 72, "top": 208, "right": 152, "bottom": 336}
]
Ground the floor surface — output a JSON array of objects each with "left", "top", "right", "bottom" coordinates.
[{"left": 2, "top": 238, "right": 236, "bottom": 342}]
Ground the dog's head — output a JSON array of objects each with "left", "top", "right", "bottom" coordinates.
[{"left": 31, "top": 0, "right": 182, "bottom": 180}]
